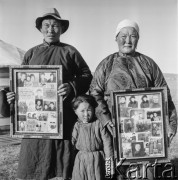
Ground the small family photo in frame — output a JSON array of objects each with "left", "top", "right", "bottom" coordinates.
[
  {"left": 111, "top": 87, "right": 169, "bottom": 163},
  {"left": 10, "top": 65, "right": 63, "bottom": 139}
]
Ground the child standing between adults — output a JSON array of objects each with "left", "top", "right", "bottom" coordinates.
[{"left": 71, "top": 95, "right": 114, "bottom": 180}]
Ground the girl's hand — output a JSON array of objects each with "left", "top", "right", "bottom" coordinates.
[
  {"left": 6, "top": 92, "right": 15, "bottom": 104},
  {"left": 57, "top": 83, "right": 72, "bottom": 99}
]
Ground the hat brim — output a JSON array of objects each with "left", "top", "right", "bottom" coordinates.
[{"left": 36, "top": 15, "right": 69, "bottom": 34}]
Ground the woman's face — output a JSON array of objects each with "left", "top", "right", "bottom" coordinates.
[
  {"left": 40, "top": 19, "right": 62, "bottom": 43},
  {"left": 116, "top": 27, "right": 138, "bottom": 55}
]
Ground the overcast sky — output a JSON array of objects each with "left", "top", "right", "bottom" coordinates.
[{"left": 0, "top": 0, "right": 177, "bottom": 74}]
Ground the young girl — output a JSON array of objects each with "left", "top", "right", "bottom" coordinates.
[{"left": 71, "top": 95, "right": 114, "bottom": 180}]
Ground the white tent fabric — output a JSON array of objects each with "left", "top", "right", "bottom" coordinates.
[
  {"left": 0, "top": 40, "right": 25, "bottom": 124},
  {"left": 0, "top": 40, "right": 25, "bottom": 65}
]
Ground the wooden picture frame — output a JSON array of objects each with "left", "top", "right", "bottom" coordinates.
[
  {"left": 10, "top": 65, "right": 63, "bottom": 139},
  {"left": 111, "top": 87, "right": 169, "bottom": 164}
]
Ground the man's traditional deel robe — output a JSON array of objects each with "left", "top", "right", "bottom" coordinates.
[{"left": 17, "top": 41, "right": 92, "bottom": 180}]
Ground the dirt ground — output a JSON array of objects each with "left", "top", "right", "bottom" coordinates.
[
  {"left": 0, "top": 144, "right": 20, "bottom": 180},
  {"left": 0, "top": 134, "right": 178, "bottom": 179}
]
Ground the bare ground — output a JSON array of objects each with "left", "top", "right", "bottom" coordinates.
[
  {"left": 0, "top": 134, "right": 178, "bottom": 179},
  {"left": 0, "top": 144, "right": 20, "bottom": 180}
]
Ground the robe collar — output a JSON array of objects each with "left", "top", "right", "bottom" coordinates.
[{"left": 43, "top": 39, "right": 60, "bottom": 46}]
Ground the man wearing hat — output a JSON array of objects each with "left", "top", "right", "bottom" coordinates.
[
  {"left": 7, "top": 8, "right": 92, "bottom": 180},
  {"left": 90, "top": 19, "right": 177, "bottom": 179}
]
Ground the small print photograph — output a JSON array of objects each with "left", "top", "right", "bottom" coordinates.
[
  {"left": 122, "top": 143, "right": 132, "bottom": 158},
  {"left": 18, "top": 101, "right": 28, "bottom": 115},
  {"left": 43, "top": 101, "right": 57, "bottom": 111},
  {"left": 23, "top": 73, "right": 39, "bottom": 87},
  {"left": 118, "top": 96, "right": 127, "bottom": 108},
  {"left": 119, "top": 107, "right": 130, "bottom": 117},
  {"left": 147, "top": 111, "right": 161, "bottom": 121},
  {"left": 152, "top": 122, "right": 162, "bottom": 136},
  {"left": 35, "top": 99, "right": 43, "bottom": 111},
  {"left": 25, "top": 119, "right": 37, "bottom": 132},
  {"left": 128, "top": 95, "right": 138, "bottom": 108},
  {"left": 144, "top": 142, "right": 150, "bottom": 155},
  {"left": 17, "top": 115, "right": 26, "bottom": 121},
  {"left": 27, "top": 101, "right": 36, "bottom": 112},
  {"left": 39, "top": 72, "right": 48, "bottom": 86},
  {"left": 130, "top": 109, "right": 145, "bottom": 121},
  {"left": 40, "top": 121, "right": 48, "bottom": 132},
  {"left": 140, "top": 95, "right": 150, "bottom": 108},
  {"left": 32, "top": 112, "right": 37, "bottom": 119},
  {"left": 37, "top": 112, "right": 48, "bottom": 121},
  {"left": 17, "top": 72, "right": 27, "bottom": 87},
  {"left": 131, "top": 142, "right": 147, "bottom": 157},
  {"left": 124, "top": 118, "right": 134, "bottom": 133},
  {"left": 135, "top": 120, "right": 151, "bottom": 133},
  {"left": 18, "top": 121, "right": 26, "bottom": 131},
  {"left": 47, "top": 72, "right": 56, "bottom": 83},
  {"left": 121, "top": 133, "right": 136, "bottom": 143},
  {"left": 26, "top": 112, "right": 33, "bottom": 119},
  {"left": 35, "top": 121, "right": 42, "bottom": 132},
  {"left": 35, "top": 88, "right": 43, "bottom": 99},
  {"left": 137, "top": 132, "right": 150, "bottom": 142},
  {"left": 149, "top": 94, "right": 161, "bottom": 108},
  {"left": 149, "top": 138, "right": 164, "bottom": 155}
]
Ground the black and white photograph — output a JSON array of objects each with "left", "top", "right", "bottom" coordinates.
[
  {"left": 0, "top": 0, "right": 177, "bottom": 179},
  {"left": 151, "top": 122, "right": 162, "bottom": 137},
  {"left": 131, "top": 142, "right": 146, "bottom": 157},
  {"left": 123, "top": 118, "right": 134, "bottom": 133}
]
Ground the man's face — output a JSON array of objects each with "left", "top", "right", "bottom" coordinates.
[
  {"left": 135, "top": 144, "right": 141, "bottom": 151},
  {"left": 116, "top": 27, "right": 138, "bottom": 55},
  {"left": 41, "top": 19, "right": 62, "bottom": 43}
]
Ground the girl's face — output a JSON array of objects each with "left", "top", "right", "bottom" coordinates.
[{"left": 75, "top": 102, "right": 94, "bottom": 123}]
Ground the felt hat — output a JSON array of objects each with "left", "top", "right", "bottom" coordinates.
[{"left": 36, "top": 8, "right": 69, "bottom": 34}]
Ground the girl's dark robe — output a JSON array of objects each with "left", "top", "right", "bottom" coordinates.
[{"left": 72, "top": 119, "right": 113, "bottom": 180}]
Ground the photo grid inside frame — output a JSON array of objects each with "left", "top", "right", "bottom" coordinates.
[
  {"left": 16, "top": 71, "right": 58, "bottom": 134},
  {"left": 117, "top": 92, "right": 165, "bottom": 159}
]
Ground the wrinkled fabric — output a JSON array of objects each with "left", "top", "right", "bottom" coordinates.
[
  {"left": 17, "top": 41, "right": 92, "bottom": 180},
  {"left": 90, "top": 52, "right": 177, "bottom": 136},
  {"left": 72, "top": 119, "right": 113, "bottom": 180}
]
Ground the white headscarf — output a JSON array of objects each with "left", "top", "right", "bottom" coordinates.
[{"left": 115, "top": 19, "right": 139, "bottom": 39}]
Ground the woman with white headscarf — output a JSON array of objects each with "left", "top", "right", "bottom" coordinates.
[{"left": 90, "top": 19, "right": 177, "bottom": 179}]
